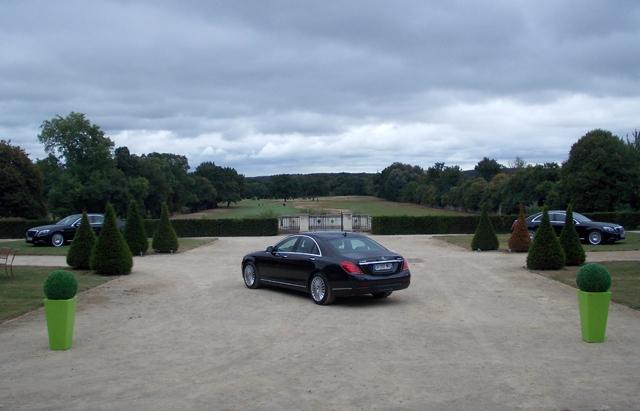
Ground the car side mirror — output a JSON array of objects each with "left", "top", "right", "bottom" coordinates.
[{"left": 266, "top": 246, "right": 274, "bottom": 253}]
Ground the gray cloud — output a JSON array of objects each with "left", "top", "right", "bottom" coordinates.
[{"left": 1, "top": 0, "right": 639, "bottom": 175}]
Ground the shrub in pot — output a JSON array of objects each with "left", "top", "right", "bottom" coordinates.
[
  {"left": 526, "top": 207, "right": 565, "bottom": 270},
  {"left": 508, "top": 203, "right": 531, "bottom": 252},
  {"left": 66, "top": 211, "right": 96, "bottom": 269},
  {"left": 124, "top": 200, "right": 148, "bottom": 256},
  {"left": 152, "top": 202, "right": 179, "bottom": 253},
  {"left": 43, "top": 270, "right": 78, "bottom": 350},
  {"left": 559, "top": 204, "right": 585, "bottom": 266},
  {"left": 471, "top": 207, "right": 499, "bottom": 251},
  {"left": 576, "top": 263, "right": 612, "bottom": 343}
]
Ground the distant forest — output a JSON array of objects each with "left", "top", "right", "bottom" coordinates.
[{"left": 1, "top": 111, "right": 638, "bottom": 219}]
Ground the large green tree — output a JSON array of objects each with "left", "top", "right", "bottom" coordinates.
[
  {"left": 195, "top": 161, "right": 245, "bottom": 207},
  {"left": 474, "top": 157, "right": 503, "bottom": 182},
  {"left": 0, "top": 140, "right": 47, "bottom": 218}
]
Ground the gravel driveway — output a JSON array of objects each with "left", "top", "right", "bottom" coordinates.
[{"left": 1, "top": 236, "right": 639, "bottom": 410}]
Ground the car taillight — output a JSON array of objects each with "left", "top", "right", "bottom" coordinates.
[
  {"left": 402, "top": 259, "right": 409, "bottom": 271},
  {"left": 340, "top": 261, "right": 363, "bottom": 275}
]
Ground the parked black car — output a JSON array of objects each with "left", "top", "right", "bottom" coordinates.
[
  {"left": 519, "top": 211, "right": 625, "bottom": 245},
  {"left": 241, "top": 232, "right": 411, "bottom": 305},
  {"left": 26, "top": 214, "right": 106, "bottom": 247}
]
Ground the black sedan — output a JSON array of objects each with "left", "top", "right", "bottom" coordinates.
[
  {"left": 522, "top": 210, "right": 625, "bottom": 245},
  {"left": 26, "top": 214, "right": 105, "bottom": 247},
  {"left": 241, "top": 232, "right": 411, "bottom": 305}
]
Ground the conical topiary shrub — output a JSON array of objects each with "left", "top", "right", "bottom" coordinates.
[
  {"left": 508, "top": 203, "right": 531, "bottom": 252},
  {"left": 66, "top": 211, "right": 96, "bottom": 269},
  {"left": 152, "top": 203, "right": 179, "bottom": 253},
  {"left": 526, "top": 207, "right": 565, "bottom": 270},
  {"left": 559, "top": 204, "right": 586, "bottom": 266},
  {"left": 124, "top": 200, "right": 148, "bottom": 256},
  {"left": 471, "top": 207, "right": 499, "bottom": 251},
  {"left": 91, "top": 203, "right": 133, "bottom": 275}
]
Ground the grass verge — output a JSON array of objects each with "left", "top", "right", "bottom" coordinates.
[
  {"left": 0, "top": 266, "right": 113, "bottom": 322},
  {"left": 534, "top": 261, "right": 640, "bottom": 310}
]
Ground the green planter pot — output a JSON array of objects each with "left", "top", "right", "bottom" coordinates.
[
  {"left": 44, "top": 297, "right": 76, "bottom": 350},
  {"left": 578, "top": 290, "right": 611, "bottom": 343}
]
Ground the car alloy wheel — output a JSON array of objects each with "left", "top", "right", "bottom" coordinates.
[
  {"left": 51, "top": 233, "right": 64, "bottom": 247},
  {"left": 310, "top": 273, "right": 335, "bottom": 305},
  {"left": 243, "top": 263, "right": 260, "bottom": 289},
  {"left": 588, "top": 230, "right": 602, "bottom": 245}
]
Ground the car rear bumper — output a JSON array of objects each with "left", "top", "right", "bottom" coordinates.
[{"left": 331, "top": 271, "right": 411, "bottom": 296}]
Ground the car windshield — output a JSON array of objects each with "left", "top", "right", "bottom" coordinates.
[
  {"left": 56, "top": 215, "right": 80, "bottom": 225},
  {"left": 573, "top": 212, "right": 592, "bottom": 223},
  {"left": 328, "top": 236, "right": 387, "bottom": 253}
]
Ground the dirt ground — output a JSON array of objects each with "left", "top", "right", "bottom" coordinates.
[{"left": 1, "top": 236, "right": 639, "bottom": 410}]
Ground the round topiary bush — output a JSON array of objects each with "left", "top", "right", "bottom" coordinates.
[
  {"left": 526, "top": 207, "right": 565, "bottom": 270},
  {"left": 91, "top": 203, "right": 133, "bottom": 275},
  {"left": 559, "top": 204, "right": 586, "bottom": 266},
  {"left": 152, "top": 202, "right": 179, "bottom": 253},
  {"left": 471, "top": 207, "right": 499, "bottom": 251},
  {"left": 66, "top": 211, "right": 96, "bottom": 269},
  {"left": 508, "top": 203, "right": 531, "bottom": 252},
  {"left": 43, "top": 270, "right": 78, "bottom": 300},
  {"left": 124, "top": 200, "right": 148, "bottom": 256},
  {"left": 576, "top": 263, "right": 611, "bottom": 292}
]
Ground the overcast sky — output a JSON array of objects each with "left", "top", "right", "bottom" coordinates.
[{"left": 1, "top": 1, "right": 639, "bottom": 176}]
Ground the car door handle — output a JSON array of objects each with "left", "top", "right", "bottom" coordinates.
[{"left": 308, "top": 257, "right": 316, "bottom": 261}]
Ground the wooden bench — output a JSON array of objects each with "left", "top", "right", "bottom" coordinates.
[{"left": 0, "top": 248, "right": 16, "bottom": 278}]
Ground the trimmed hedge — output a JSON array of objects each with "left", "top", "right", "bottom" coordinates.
[
  {"left": 508, "top": 204, "right": 531, "bottom": 252},
  {"left": 91, "top": 204, "right": 133, "bottom": 275},
  {"left": 144, "top": 218, "right": 279, "bottom": 237},
  {"left": 43, "top": 270, "right": 78, "bottom": 300},
  {"left": 0, "top": 220, "right": 52, "bottom": 239},
  {"left": 66, "top": 212, "right": 96, "bottom": 269},
  {"left": 526, "top": 208, "right": 565, "bottom": 270},
  {"left": 124, "top": 200, "right": 148, "bottom": 255},
  {"left": 471, "top": 208, "right": 499, "bottom": 251},
  {"left": 152, "top": 203, "right": 179, "bottom": 253},
  {"left": 371, "top": 215, "right": 518, "bottom": 235},
  {"left": 583, "top": 212, "right": 640, "bottom": 230},
  {"left": 559, "top": 205, "right": 586, "bottom": 266}
]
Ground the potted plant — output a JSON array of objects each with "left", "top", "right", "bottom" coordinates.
[
  {"left": 43, "top": 270, "right": 78, "bottom": 350},
  {"left": 576, "top": 263, "right": 612, "bottom": 343}
]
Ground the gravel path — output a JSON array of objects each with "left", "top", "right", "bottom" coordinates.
[{"left": 1, "top": 235, "right": 639, "bottom": 410}]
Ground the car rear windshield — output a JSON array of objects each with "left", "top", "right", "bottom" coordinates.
[{"left": 327, "top": 237, "right": 387, "bottom": 253}]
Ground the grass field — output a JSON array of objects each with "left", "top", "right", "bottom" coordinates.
[
  {"left": 0, "top": 238, "right": 216, "bottom": 256},
  {"left": 437, "top": 232, "right": 640, "bottom": 252},
  {"left": 535, "top": 261, "right": 640, "bottom": 310},
  {"left": 175, "top": 196, "right": 471, "bottom": 219},
  {"left": 0, "top": 266, "right": 113, "bottom": 322}
]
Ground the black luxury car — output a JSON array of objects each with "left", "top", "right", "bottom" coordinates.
[
  {"left": 26, "top": 214, "right": 106, "bottom": 247},
  {"left": 519, "top": 211, "right": 625, "bottom": 245},
  {"left": 241, "top": 232, "right": 411, "bottom": 305}
]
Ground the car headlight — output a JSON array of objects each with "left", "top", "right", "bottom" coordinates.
[
  {"left": 603, "top": 226, "right": 615, "bottom": 232},
  {"left": 37, "top": 229, "right": 50, "bottom": 236}
]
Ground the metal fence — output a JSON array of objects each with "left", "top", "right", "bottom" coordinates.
[
  {"left": 309, "top": 215, "right": 343, "bottom": 231},
  {"left": 352, "top": 215, "right": 371, "bottom": 232},
  {"left": 277, "top": 214, "right": 371, "bottom": 233},
  {"left": 278, "top": 216, "right": 300, "bottom": 233}
]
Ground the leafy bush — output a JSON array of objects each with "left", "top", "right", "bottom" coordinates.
[
  {"left": 152, "top": 203, "right": 179, "bottom": 253},
  {"left": 91, "top": 203, "right": 133, "bottom": 275},
  {"left": 471, "top": 207, "right": 499, "bottom": 251},
  {"left": 526, "top": 208, "right": 565, "bottom": 270},
  {"left": 508, "top": 203, "right": 531, "bottom": 252},
  {"left": 559, "top": 204, "right": 586, "bottom": 266},
  {"left": 66, "top": 212, "right": 96, "bottom": 269},
  {"left": 43, "top": 270, "right": 78, "bottom": 300},
  {"left": 576, "top": 263, "right": 611, "bottom": 292},
  {"left": 124, "top": 200, "right": 148, "bottom": 256}
]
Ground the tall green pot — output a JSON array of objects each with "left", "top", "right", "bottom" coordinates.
[
  {"left": 44, "top": 297, "right": 76, "bottom": 350},
  {"left": 578, "top": 290, "right": 611, "bottom": 343}
]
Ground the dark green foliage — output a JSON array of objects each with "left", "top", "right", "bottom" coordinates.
[
  {"left": 371, "top": 215, "right": 517, "bottom": 235},
  {"left": 43, "top": 270, "right": 78, "bottom": 300},
  {"left": 559, "top": 205, "right": 586, "bottom": 266},
  {"left": 0, "top": 140, "right": 47, "bottom": 218},
  {"left": 471, "top": 208, "right": 499, "bottom": 251},
  {"left": 144, "top": 218, "right": 278, "bottom": 237},
  {"left": 576, "top": 263, "right": 611, "bottom": 292},
  {"left": 508, "top": 204, "right": 531, "bottom": 252},
  {"left": 66, "top": 212, "right": 96, "bottom": 269},
  {"left": 124, "top": 200, "right": 148, "bottom": 255},
  {"left": 527, "top": 208, "right": 565, "bottom": 270},
  {"left": 152, "top": 203, "right": 179, "bottom": 253},
  {"left": 474, "top": 157, "right": 503, "bottom": 181},
  {"left": 91, "top": 204, "right": 133, "bottom": 275}
]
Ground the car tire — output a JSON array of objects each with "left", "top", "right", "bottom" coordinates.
[
  {"left": 309, "top": 273, "right": 335, "bottom": 305},
  {"left": 242, "top": 262, "right": 261, "bottom": 289},
  {"left": 588, "top": 230, "right": 603, "bottom": 245},
  {"left": 372, "top": 291, "right": 392, "bottom": 299},
  {"left": 50, "top": 233, "right": 65, "bottom": 247}
]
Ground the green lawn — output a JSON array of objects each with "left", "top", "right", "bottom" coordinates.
[
  {"left": 174, "top": 196, "right": 471, "bottom": 219},
  {"left": 0, "top": 237, "right": 216, "bottom": 256},
  {"left": 535, "top": 261, "right": 640, "bottom": 310},
  {"left": 437, "top": 232, "right": 640, "bottom": 252},
  {"left": 0, "top": 266, "right": 113, "bottom": 322}
]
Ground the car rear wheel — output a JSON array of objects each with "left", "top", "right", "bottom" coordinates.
[
  {"left": 242, "top": 262, "right": 261, "bottom": 289},
  {"left": 588, "top": 230, "right": 603, "bottom": 245},
  {"left": 372, "top": 291, "right": 392, "bottom": 299},
  {"left": 310, "top": 273, "right": 334, "bottom": 305},
  {"left": 50, "top": 233, "right": 65, "bottom": 247}
]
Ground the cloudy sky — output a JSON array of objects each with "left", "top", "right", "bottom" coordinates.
[{"left": 1, "top": 1, "right": 639, "bottom": 176}]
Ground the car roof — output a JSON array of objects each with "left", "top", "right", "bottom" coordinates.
[{"left": 300, "top": 231, "right": 367, "bottom": 240}]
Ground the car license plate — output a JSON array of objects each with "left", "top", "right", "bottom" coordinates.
[{"left": 374, "top": 263, "right": 393, "bottom": 271}]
